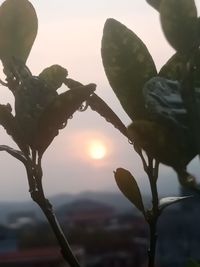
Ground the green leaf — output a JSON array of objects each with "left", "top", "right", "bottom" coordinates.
[
  {"left": 146, "top": 0, "right": 161, "bottom": 11},
  {"left": 160, "top": 0, "right": 198, "bottom": 53},
  {"left": 34, "top": 84, "right": 96, "bottom": 155},
  {"left": 114, "top": 168, "right": 145, "bottom": 213},
  {"left": 39, "top": 65, "right": 68, "bottom": 91},
  {"left": 159, "top": 196, "right": 192, "bottom": 212},
  {"left": 101, "top": 18, "right": 157, "bottom": 121},
  {"left": 0, "top": 0, "right": 38, "bottom": 65},
  {"left": 186, "top": 260, "right": 200, "bottom": 267}
]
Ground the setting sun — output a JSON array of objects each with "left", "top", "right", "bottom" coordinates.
[{"left": 88, "top": 140, "right": 107, "bottom": 160}]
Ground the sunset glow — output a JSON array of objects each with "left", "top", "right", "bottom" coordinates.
[{"left": 88, "top": 140, "right": 107, "bottom": 160}]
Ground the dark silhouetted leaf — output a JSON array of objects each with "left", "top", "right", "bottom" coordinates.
[
  {"left": 64, "top": 78, "right": 82, "bottom": 89},
  {"left": 101, "top": 18, "right": 157, "bottom": 121},
  {"left": 114, "top": 168, "right": 145, "bottom": 213},
  {"left": 146, "top": 0, "right": 161, "bottom": 11},
  {"left": 15, "top": 76, "right": 58, "bottom": 146},
  {"left": 159, "top": 51, "right": 200, "bottom": 85},
  {"left": 0, "top": 0, "right": 38, "bottom": 65},
  {"left": 88, "top": 94, "right": 128, "bottom": 138},
  {"left": 159, "top": 196, "right": 192, "bottom": 211},
  {"left": 34, "top": 84, "right": 96, "bottom": 155},
  {"left": 39, "top": 65, "right": 68, "bottom": 91},
  {"left": 0, "top": 104, "right": 27, "bottom": 153},
  {"left": 127, "top": 120, "right": 197, "bottom": 171},
  {"left": 160, "top": 0, "right": 198, "bottom": 53},
  {"left": 0, "top": 145, "right": 26, "bottom": 164},
  {"left": 159, "top": 53, "right": 188, "bottom": 81},
  {"left": 65, "top": 78, "right": 128, "bottom": 138}
]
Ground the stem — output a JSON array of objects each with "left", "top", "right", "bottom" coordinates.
[
  {"left": 147, "top": 158, "right": 160, "bottom": 267},
  {"left": 25, "top": 156, "right": 81, "bottom": 267},
  {"left": 148, "top": 221, "right": 157, "bottom": 267},
  {"left": 149, "top": 162, "right": 159, "bottom": 214},
  {"left": 131, "top": 149, "right": 161, "bottom": 267}
]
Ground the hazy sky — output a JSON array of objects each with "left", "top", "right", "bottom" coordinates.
[{"left": 0, "top": 0, "right": 199, "bottom": 201}]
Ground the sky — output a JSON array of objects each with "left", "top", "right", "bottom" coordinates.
[{"left": 0, "top": 0, "right": 199, "bottom": 201}]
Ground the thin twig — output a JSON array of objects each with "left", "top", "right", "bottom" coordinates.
[
  {"left": 153, "top": 161, "right": 159, "bottom": 182},
  {"left": 0, "top": 79, "right": 8, "bottom": 87},
  {"left": 0, "top": 145, "right": 27, "bottom": 164},
  {"left": 134, "top": 144, "right": 148, "bottom": 173},
  {"left": 134, "top": 147, "right": 160, "bottom": 267}
]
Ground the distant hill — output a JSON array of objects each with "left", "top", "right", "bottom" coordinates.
[
  {"left": 50, "top": 191, "right": 136, "bottom": 212},
  {"left": 0, "top": 201, "right": 42, "bottom": 224},
  {"left": 0, "top": 191, "right": 146, "bottom": 224}
]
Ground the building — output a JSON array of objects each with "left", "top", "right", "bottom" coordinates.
[
  {"left": 0, "top": 246, "right": 85, "bottom": 267},
  {"left": 58, "top": 199, "right": 115, "bottom": 228}
]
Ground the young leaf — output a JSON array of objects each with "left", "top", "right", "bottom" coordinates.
[
  {"left": 0, "top": 0, "right": 38, "bottom": 65},
  {"left": 160, "top": 0, "right": 198, "bottom": 53},
  {"left": 101, "top": 18, "right": 157, "bottom": 121},
  {"left": 39, "top": 65, "right": 68, "bottom": 91},
  {"left": 114, "top": 168, "right": 145, "bottom": 213},
  {"left": 159, "top": 196, "right": 192, "bottom": 212}
]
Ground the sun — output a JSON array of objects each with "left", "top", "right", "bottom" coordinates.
[{"left": 88, "top": 140, "right": 107, "bottom": 160}]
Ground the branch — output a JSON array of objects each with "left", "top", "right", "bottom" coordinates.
[
  {"left": 0, "top": 145, "right": 26, "bottom": 164},
  {"left": 26, "top": 156, "right": 81, "bottom": 267}
]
